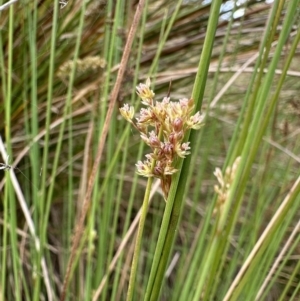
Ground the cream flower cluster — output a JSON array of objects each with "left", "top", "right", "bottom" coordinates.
[
  {"left": 120, "top": 78, "right": 204, "bottom": 199},
  {"left": 213, "top": 156, "right": 241, "bottom": 213}
]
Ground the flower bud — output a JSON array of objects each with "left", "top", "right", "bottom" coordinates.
[
  {"left": 175, "top": 130, "right": 184, "bottom": 141},
  {"left": 153, "top": 162, "right": 163, "bottom": 177},
  {"left": 173, "top": 117, "right": 183, "bottom": 132},
  {"left": 162, "top": 142, "right": 174, "bottom": 157},
  {"left": 169, "top": 132, "right": 176, "bottom": 144},
  {"left": 148, "top": 131, "right": 161, "bottom": 148}
]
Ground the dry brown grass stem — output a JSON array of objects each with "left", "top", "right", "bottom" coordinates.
[
  {"left": 255, "top": 218, "right": 300, "bottom": 300},
  {"left": 59, "top": 1, "right": 147, "bottom": 300}
]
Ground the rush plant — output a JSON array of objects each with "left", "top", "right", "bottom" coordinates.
[{"left": 120, "top": 79, "right": 204, "bottom": 301}]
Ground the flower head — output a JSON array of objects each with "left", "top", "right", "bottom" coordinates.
[
  {"left": 136, "top": 78, "right": 155, "bottom": 106},
  {"left": 120, "top": 78, "right": 204, "bottom": 199},
  {"left": 213, "top": 157, "right": 241, "bottom": 214},
  {"left": 119, "top": 104, "right": 134, "bottom": 122},
  {"left": 136, "top": 107, "right": 155, "bottom": 126},
  {"left": 175, "top": 142, "right": 191, "bottom": 158},
  {"left": 187, "top": 111, "right": 204, "bottom": 129},
  {"left": 136, "top": 160, "right": 153, "bottom": 177}
]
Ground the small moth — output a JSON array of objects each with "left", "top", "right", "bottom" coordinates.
[
  {"left": 0, "top": 155, "right": 37, "bottom": 188},
  {"left": 0, "top": 155, "right": 12, "bottom": 171},
  {"left": 59, "top": 1, "right": 68, "bottom": 9}
]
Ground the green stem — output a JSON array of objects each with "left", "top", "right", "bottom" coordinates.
[
  {"left": 126, "top": 125, "right": 163, "bottom": 301},
  {"left": 126, "top": 175, "right": 154, "bottom": 301},
  {"left": 144, "top": 1, "right": 223, "bottom": 300}
]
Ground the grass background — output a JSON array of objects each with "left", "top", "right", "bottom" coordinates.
[{"left": 0, "top": 0, "right": 300, "bottom": 300}]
